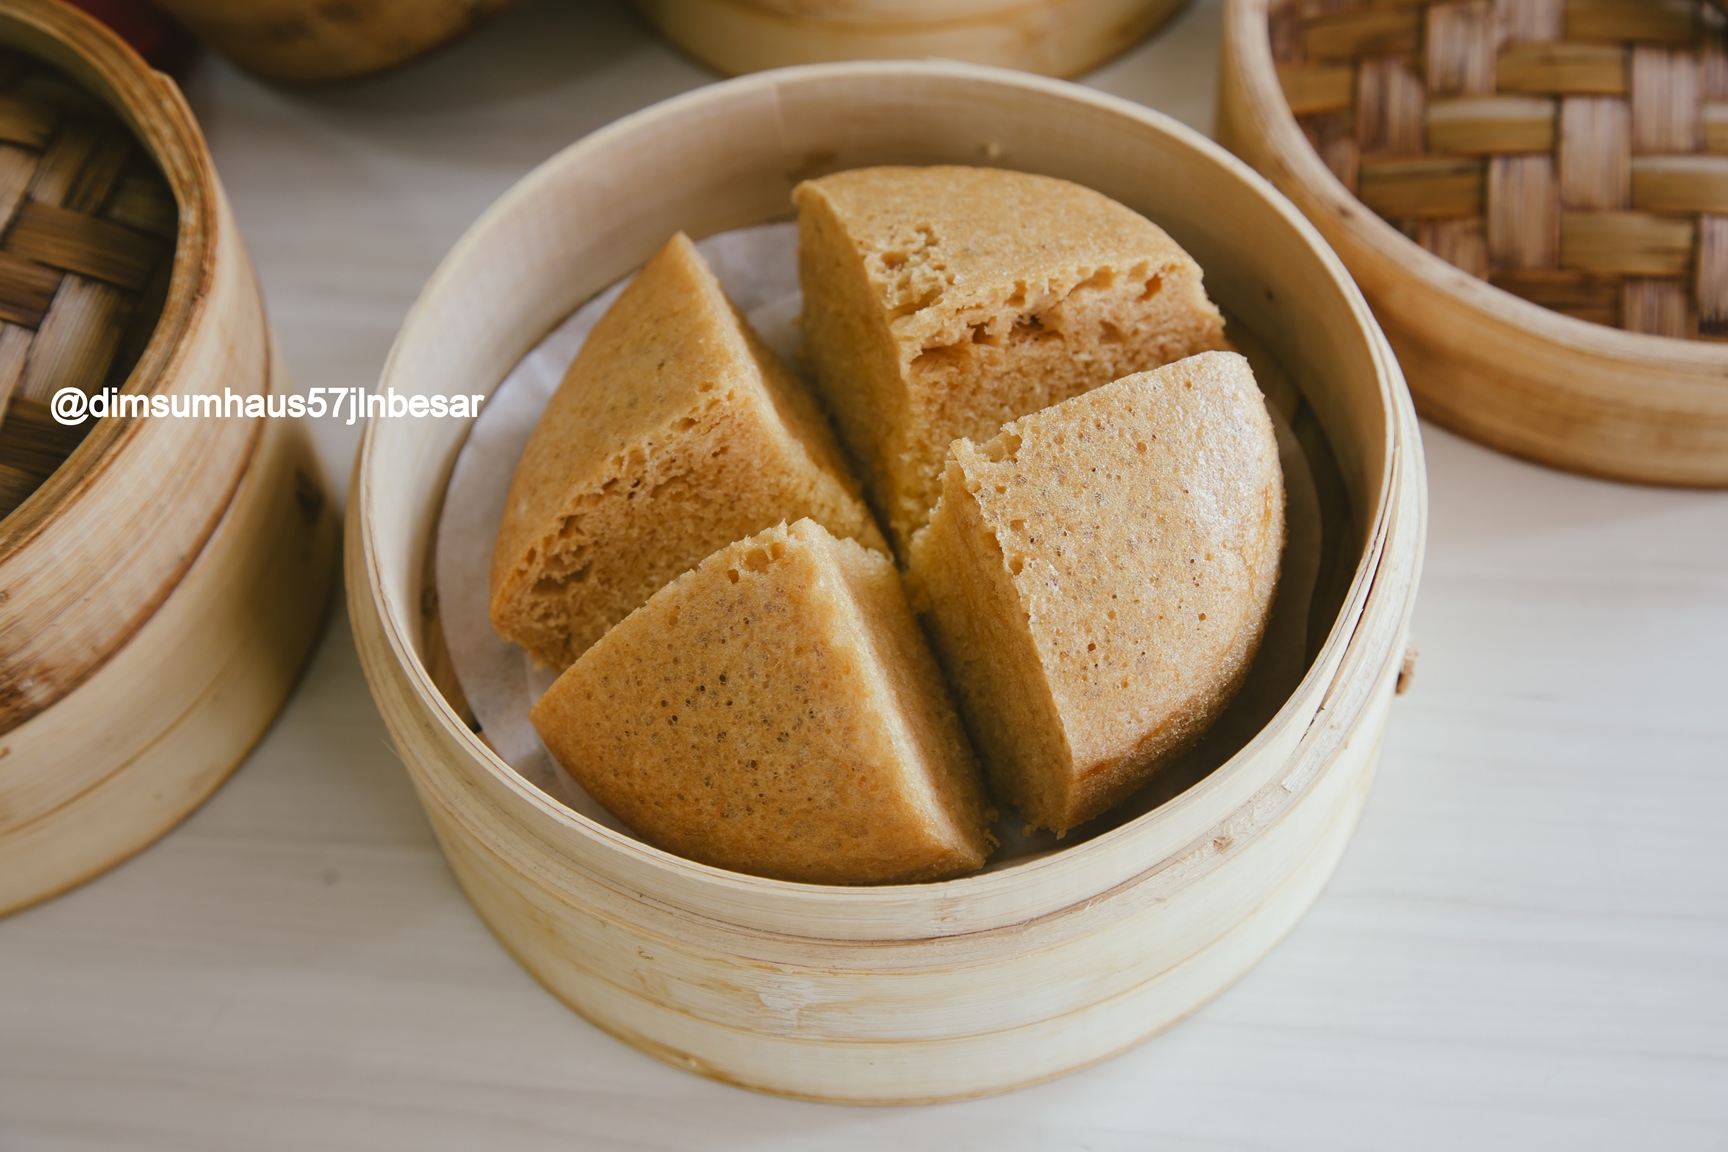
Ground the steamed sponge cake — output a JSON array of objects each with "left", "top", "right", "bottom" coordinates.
[
  {"left": 907, "top": 352, "right": 1284, "bottom": 834},
  {"left": 491, "top": 232, "right": 885, "bottom": 670},
  {"left": 795, "top": 165, "right": 1231, "bottom": 553},
  {"left": 531, "top": 519, "right": 995, "bottom": 884}
]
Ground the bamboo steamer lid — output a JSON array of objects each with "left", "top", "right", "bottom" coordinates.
[
  {"left": 0, "top": 0, "right": 337, "bottom": 915},
  {"left": 146, "top": 0, "right": 523, "bottom": 83},
  {"left": 636, "top": 0, "right": 1190, "bottom": 78},
  {"left": 1219, "top": 0, "right": 1728, "bottom": 486},
  {"left": 349, "top": 62, "right": 1425, "bottom": 1102}
]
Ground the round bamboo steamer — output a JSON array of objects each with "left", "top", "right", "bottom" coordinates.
[
  {"left": 636, "top": 0, "right": 1189, "bottom": 78},
  {"left": 1217, "top": 0, "right": 1728, "bottom": 488},
  {"left": 0, "top": 0, "right": 338, "bottom": 915},
  {"left": 348, "top": 61, "right": 1425, "bottom": 1102},
  {"left": 146, "top": 0, "right": 522, "bottom": 84}
]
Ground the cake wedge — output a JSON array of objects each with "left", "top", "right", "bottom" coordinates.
[
  {"left": 491, "top": 232, "right": 884, "bottom": 670},
  {"left": 531, "top": 519, "right": 995, "bottom": 884},
  {"left": 907, "top": 351, "right": 1285, "bottom": 833}
]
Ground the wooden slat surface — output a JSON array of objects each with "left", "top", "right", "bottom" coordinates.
[
  {"left": 1497, "top": 41, "right": 1628, "bottom": 93},
  {"left": 1427, "top": 94, "right": 1557, "bottom": 152},
  {"left": 1559, "top": 208, "right": 1696, "bottom": 273},
  {"left": 1359, "top": 154, "right": 1485, "bottom": 214},
  {"left": 5, "top": 200, "right": 164, "bottom": 290}
]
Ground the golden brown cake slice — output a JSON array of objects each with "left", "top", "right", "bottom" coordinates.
[
  {"left": 491, "top": 232, "right": 885, "bottom": 669},
  {"left": 795, "top": 165, "right": 1231, "bottom": 553},
  {"left": 907, "top": 352, "right": 1285, "bottom": 834},
  {"left": 531, "top": 519, "right": 995, "bottom": 884}
]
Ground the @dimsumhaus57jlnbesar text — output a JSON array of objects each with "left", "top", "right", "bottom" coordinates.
[{"left": 51, "top": 385, "right": 485, "bottom": 426}]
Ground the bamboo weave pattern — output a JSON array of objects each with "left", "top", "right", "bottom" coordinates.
[
  {"left": 1272, "top": 0, "right": 1728, "bottom": 338},
  {"left": 0, "top": 46, "right": 175, "bottom": 518}
]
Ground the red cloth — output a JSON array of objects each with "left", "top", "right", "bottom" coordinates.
[{"left": 62, "top": 0, "right": 197, "bottom": 78}]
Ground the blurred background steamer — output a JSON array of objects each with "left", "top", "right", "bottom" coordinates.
[
  {"left": 144, "top": 0, "right": 523, "bottom": 83},
  {"left": 0, "top": 0, "right": 335, "bottom": 916},
  {"left": 637, "top": 0, "right": 1192, "bottom": 77}
]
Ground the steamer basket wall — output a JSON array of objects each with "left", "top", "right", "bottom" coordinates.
[
  {"left": 349, "top": 62, "right": 1425, "bottom": 1103},
  {"left": 0, "top": 0, "right": 337, "bottom": 915},
  {"left": 1218, "top": 0, "right": 1728, "bottom": 487}
]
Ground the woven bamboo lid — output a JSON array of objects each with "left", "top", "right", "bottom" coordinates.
[
  {"left": 1274, "top": 0, "right": 1728, "bottom": 339},
  {"left": 0, "top": 44, "right": 174, "bottom": 518}
]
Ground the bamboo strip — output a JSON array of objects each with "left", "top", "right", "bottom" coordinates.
[
  {"left": 0, "top": 320, "right": 28, "bottom": 413},
  {"left": 0, "top": 250, "right": 61, "bottom": 326},
  {"left": 1428, "top": 2, "right": 1498, "bottom": 94},
  {"left": 1630, "top": 153, "right": 1728, "bottom": 210},
  {"left": 1496, "top": 0, "right": 1564, "bottom": 45},
  {"left": 1559, "top": 95, "right": 1632, "bottom": 207},
  {"left": 15, "top": 274, "right": 128, "bottom": 399},
  {"left": 1357, "top": 57, "right": 1426, "bottom": 154},
  {"left": 1497, "top": 41, "right": 1627, "bottom": 92},
  {"left": 1279, "top": 62, "right": 1355, "bottom": 113},
  {"left": 1705, "top": 30, "right": 1728, "bottom": 97},
  {"left": 1565, "top": 0, "right": 1699, "bottom": 45},
  {"left": 1705, "top": 100, "right": 1728, "bottom": 149},
  {"left": 1697, "top": 212, "right": 1728, "bottom": 330},
  {"left": 1416, "top": 214, "right": 1491, "bottom": 274},
  {"left": 1488, "top": 267, "right": 1622, "bottom": 323},
  {"left": 1631, "top": 45, "right": 1703, "bottom": 153},
  {"left": 1360, "top": 155, "right": 1485, "bottom": 214},
  {"left": 1488, "top": 153, "right": 1560, "bottom": 266},
  {"left": 104, "top": 170, "right": 176, "bottom": 239},
  {"left": 1427, "top": 95, "right": 1557, "bottom": 152},
  {"left": 1622, "top": 276, "right": 1692, "bottom": 334},
  {"left": 1559, "top": 209, "right": 1696, "bottom": 273},
  {"left": 1307, "top": 6, "right": 1422, "bottom": 61},
  {"left": 4, "top": 200, "right": 165, "bottom": 290},
  {"left": 0, "top": 394, "right": 83, "bottom": 512},
  {"left": 0, "top": 95, "right": 54, "bottom": 149},
  {"left": 27, "top": 119, "right": 129, "bottom": 209},
  {"left": 0, "top": 144, "right": 35, "bottom": 230}
]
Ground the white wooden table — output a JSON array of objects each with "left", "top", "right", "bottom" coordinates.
[{"left": 3, "top": 2, "right": 1725, "bottom": 1146}]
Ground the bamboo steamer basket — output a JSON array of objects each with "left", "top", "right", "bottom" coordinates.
[
  {"left": 637, "top": 0, "right": 1189, "bottom": 78},
  {"left": 1218, "top": 0, "right": 1728, "bottom": 487},
  {"left": 0, "top": 0, "right": 337, "bottom": 915},
  {"left": 348, "top": 61, "right": 1425, "bottom": 1102},
  {"left": 146, "top": 0, "right": 522, "bottom": 83}
]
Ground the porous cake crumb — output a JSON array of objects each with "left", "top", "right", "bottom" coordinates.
[
  {"left": 907, "top": 351, "right": 1284, "bottom": 833},
  {"left": 531, "top": 519, "right": 995, "bottom": 884},
  {"left": 795, "top": 165, "right": 1230, "bottom": 553},
  {"left": 491, "top": 232, "right": 884, "bottom": 669}
]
